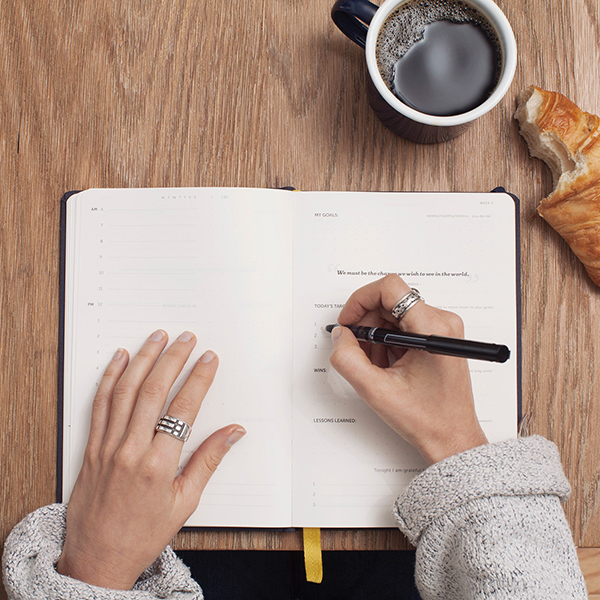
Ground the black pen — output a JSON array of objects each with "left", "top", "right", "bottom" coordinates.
[{"left": 325, "top": 324, "right": 510, "bottom": 363}]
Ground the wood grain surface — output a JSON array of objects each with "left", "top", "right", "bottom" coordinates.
[
  {"left": 1, "top": 0, "right": 600, "bottom": 594},
  {"left": 580, "top": 548, "right": 600, "bottom": 595}
]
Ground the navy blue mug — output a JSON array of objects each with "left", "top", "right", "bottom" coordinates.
[{"left": 331, "top": 0, "right": 517, "bottom": 143}]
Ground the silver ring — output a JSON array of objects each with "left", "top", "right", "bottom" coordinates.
[
  {"left": 391, "top": 288, "right": 424, "bottom": 320},
  {"left": 155, "top": 415, "right": 191, "bottom": 442}
]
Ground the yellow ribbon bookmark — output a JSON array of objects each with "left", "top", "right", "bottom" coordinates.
[{"left": 303, "top": 527, "right": 323, "bottom": 583}]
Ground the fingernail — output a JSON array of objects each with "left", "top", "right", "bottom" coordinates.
[
  {"left": 178, "top": 331, "right": 194, "bottom": 342},
  {"left": 150, "top": 329, "right": 166, "bottom": 342},
  {"left": 331, "top": 326, "right": 343, "bottom": 344},
  {"left": 200, "top": 350, "right": 216, "bottom": 363},
  {"left": 112, "top": 348, "right": 124, "bottom": 360},
  {"left": 226, "top": 427, "right": 246, "bottom": 447}
]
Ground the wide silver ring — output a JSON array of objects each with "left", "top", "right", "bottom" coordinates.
[
  {"left": 155, "top": 415, "right": 191, "bottom": 442},
  {"left": 391, "top": 288, "right": 424, "bottom": 320}
]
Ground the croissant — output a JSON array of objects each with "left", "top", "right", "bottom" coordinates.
[{"left": 515, "top": 86, "right": 600, "bottom": 286}]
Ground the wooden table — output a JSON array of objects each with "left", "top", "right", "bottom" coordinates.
[{"left": 1, "top": 0, "right": 599, "bottom": 595}]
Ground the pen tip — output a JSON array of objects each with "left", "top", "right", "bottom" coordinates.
[{"left": 325, "top": 324, "right": 336, "bottom": 333}]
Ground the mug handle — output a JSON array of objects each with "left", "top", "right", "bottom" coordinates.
[{"left": 331, "top": 0, "right": 379, "bottom": 49}]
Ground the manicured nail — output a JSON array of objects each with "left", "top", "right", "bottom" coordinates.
[
  {"left": 331, "top": 326, "right": 343, "bottom": 344},
  {"left": 178, "top": 331, "right": 194, "bottom": 342},
  {"left": 112, "top": 348, "right": 124, "bottom": 360},
  {"left": 200, "top": 350, "right": 216, "bottom": 363},
  {"left": 150, "top": 329, "right": 166, "bottom": 342},
  {"left": 226, "top": 428, "right": 246, "bottom": 447}
]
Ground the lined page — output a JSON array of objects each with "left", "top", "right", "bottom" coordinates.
[
  {"left": 292, "top": 192, "right": 518, "bottom": 527},
  {"left": 63, "top": 188, "right": 294, "bottom": 527}
]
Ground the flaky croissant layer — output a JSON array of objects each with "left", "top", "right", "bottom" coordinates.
[{"left": 515, "top": 86, "right": 600, "bottom": 286}]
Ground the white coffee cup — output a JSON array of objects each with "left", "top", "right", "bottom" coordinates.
[{"left": 332, "top": 0, "right": 517, "bottom": 143}]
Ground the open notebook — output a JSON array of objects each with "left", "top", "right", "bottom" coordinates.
[{"left": 59, "top": 187, "right": 520, "bottom": 528}]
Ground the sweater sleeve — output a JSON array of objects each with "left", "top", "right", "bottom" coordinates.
[
  {"left": 2, "top": 503, "right": 203, "bottom": 600},
  {"left": 393, "top": 435, "right": 588, "bottom": 599}
]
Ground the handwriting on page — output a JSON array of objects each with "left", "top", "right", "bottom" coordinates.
[{"left": 335, "top": 268, "right": 472, "bottom": 278}]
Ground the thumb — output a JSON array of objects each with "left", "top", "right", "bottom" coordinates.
[
  {"left": 177, "top": 424, "right": 246, "bottom": 503},
  {"left": 329, "top": 326, "right": 380, "bottom": 397}
]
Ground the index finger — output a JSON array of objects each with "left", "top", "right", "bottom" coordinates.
[
  {"left": 338, "top": 274, "right": 414, "bottom": 325},
  {"left": 338, "top": 274, "right": 465, "bottom": 338}
]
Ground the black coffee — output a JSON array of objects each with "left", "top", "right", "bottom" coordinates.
[{"left": 376, "top": 0, "right": 502, "bottom": 116}]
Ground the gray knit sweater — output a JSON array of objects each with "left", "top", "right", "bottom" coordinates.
[{"left": 2, "top": 436, "right": 588, "bottom": 599}]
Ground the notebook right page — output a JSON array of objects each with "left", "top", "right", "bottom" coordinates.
[{"left": 291, "top": 191, "right": 518, "bottom": 528}]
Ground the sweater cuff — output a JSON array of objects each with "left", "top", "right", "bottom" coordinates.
[
  {"left": 393, "top": 435, "right": 571, "bottom": 545},
  {"left": 2, "top": 504, "right": 202, "bottom": 599}
]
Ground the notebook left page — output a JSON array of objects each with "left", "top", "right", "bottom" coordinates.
[{"left": 63, "top": 188, "right": 294, "bottom": 527}]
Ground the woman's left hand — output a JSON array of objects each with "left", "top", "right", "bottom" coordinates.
[{"left": 56, "top": 330, "right": 245, "bottom": 590}]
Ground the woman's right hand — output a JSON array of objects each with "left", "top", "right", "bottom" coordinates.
[{"left": 330, "top": 275, "right": 488, "bottom": 464}]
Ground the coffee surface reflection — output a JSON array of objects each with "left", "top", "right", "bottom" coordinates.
[
  {"left": 392, "top": 19, "right": 498, "bottom": 116},
  {"left": 376, "top": 0, "right": 502, "bottom": 116}
]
